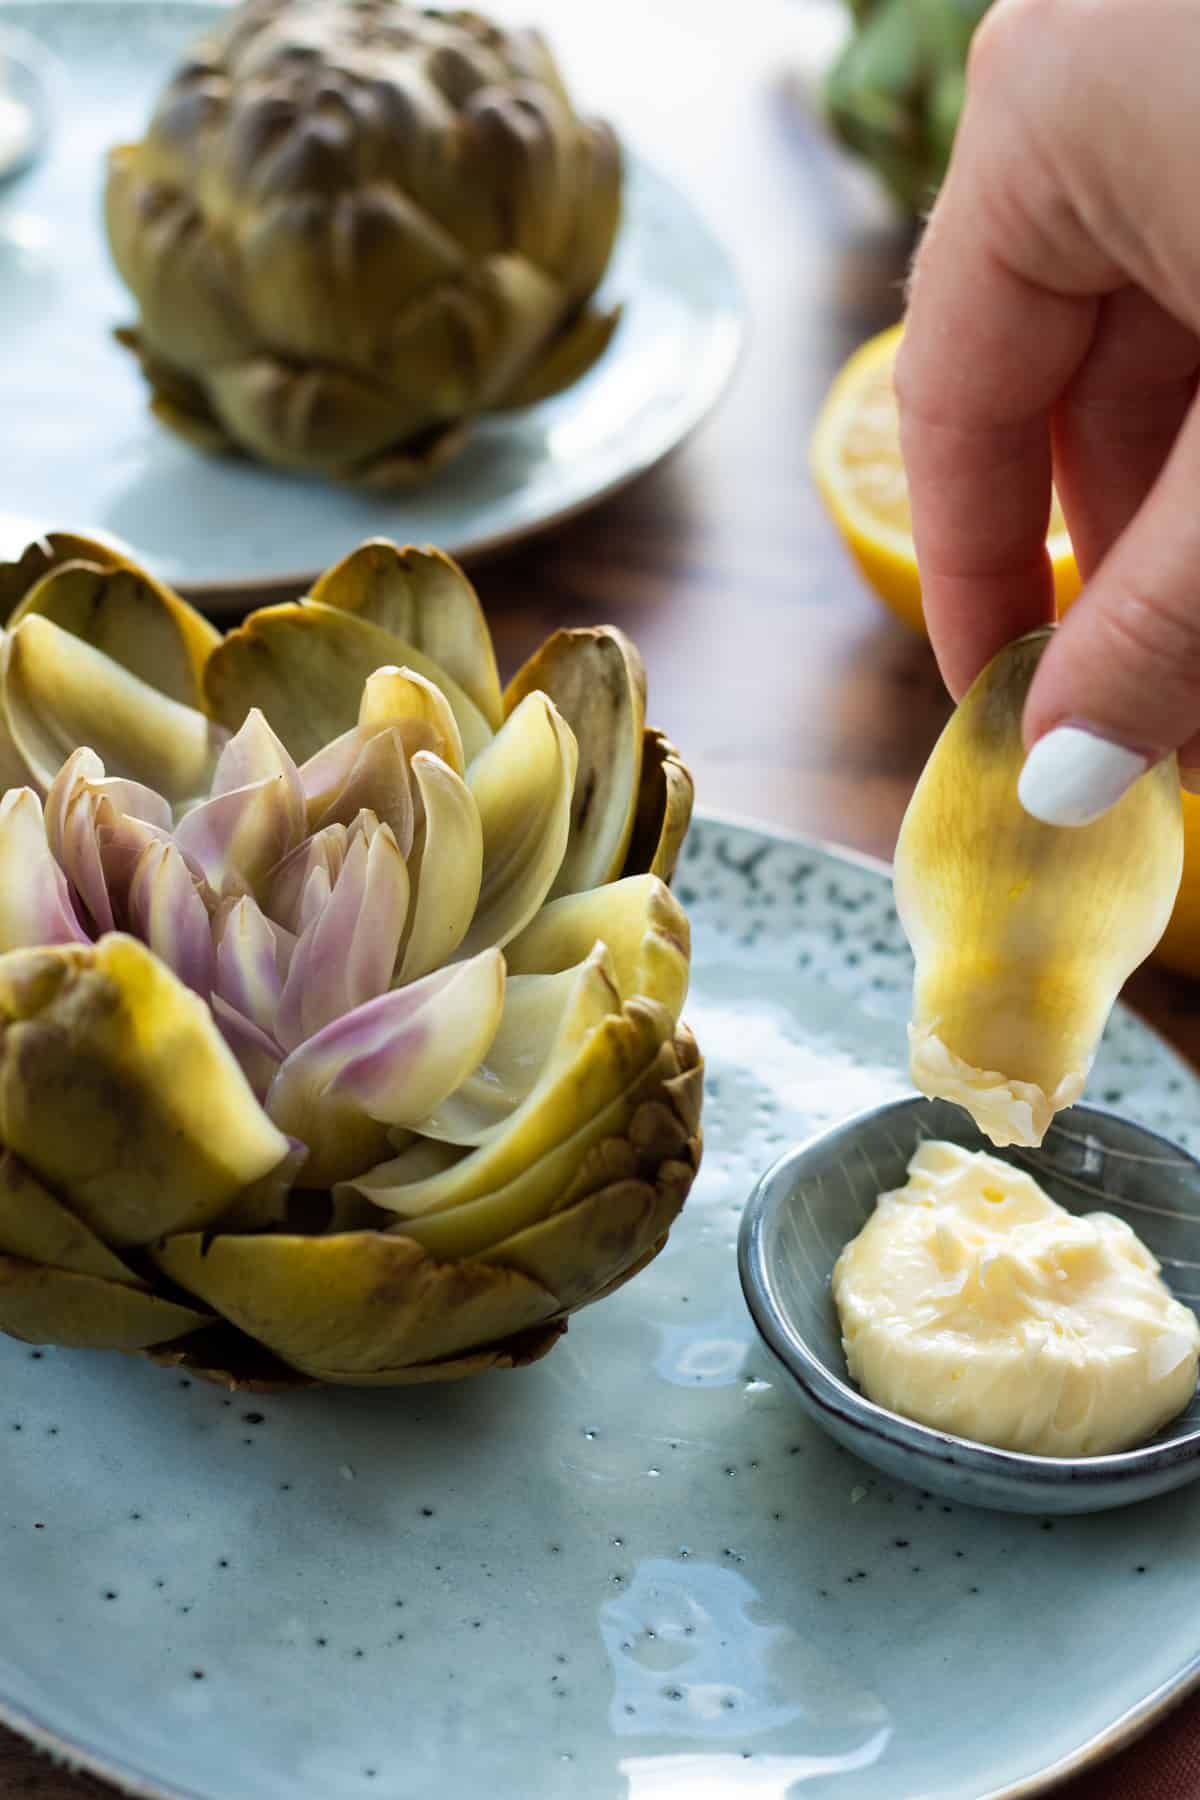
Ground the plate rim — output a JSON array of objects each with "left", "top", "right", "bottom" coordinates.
[
  {"left": 0, "top": 806, "right": 1196, "bottom": 1800},
  {"left": 0, "top": 0, "right": 745, "bottom": 602}
]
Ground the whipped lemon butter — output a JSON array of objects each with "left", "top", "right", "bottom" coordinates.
[{"left": 832, "top": 1140, "right": 1200, "bottom": 1456}]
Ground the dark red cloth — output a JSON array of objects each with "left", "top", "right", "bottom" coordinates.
[{"left": 1058, "top": 1691, "right": 1200, "bottom": 1798}]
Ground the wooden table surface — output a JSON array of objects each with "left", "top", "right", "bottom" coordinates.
[{"left": 4, "top": 1, "right": 1200, "bottom": 1794}]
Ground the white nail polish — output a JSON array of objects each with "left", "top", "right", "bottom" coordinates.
[{"left": 1017, "top": 727, "right": 1149, "bottom": 827}]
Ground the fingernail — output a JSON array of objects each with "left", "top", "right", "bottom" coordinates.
[{"left": 1018, "top": 727, "right": 1149, "bottom": 827}]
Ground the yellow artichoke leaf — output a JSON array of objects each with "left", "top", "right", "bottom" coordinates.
[
  {"left": 203, "top": 601, "right": 493, "bottom": 767},
  {"left": 206, "top": 358, "right": 438, "bottom": 480},
  {"left": 495, "top": 304, "right": 621, "bottom": 410},
  {"left": 480, "top": 1176, "right": 663, "bottom": 1314},
  {"left": 0, "top": 1149, "right": 145, "bottom": 1285},
  {"left": 0, "top": 935, "right": 291, "bottom": 1246},
  {"left": 0, "top": 1255, "right": 211, "bottom": 1351},
  {"left": 396, "top": 751, "right": 483, "bottom": 983},
  {"left": 461, "top": 254, "right": 564, "bottom": 410},
  {"left": 4, "top": 615, "right": 225, "bottom": 803},
  {"left": 373, "top": 1009, "right": 677, "bottom": 1259},
  {"left": 455, "top": 693, "right": 578, "bottom": 958},
  {"left": 504, "top": 873, "right": 690, "bottom": 1024},
  {"left": 11, "top": 560, "right": 220, "bottom": 711},
  {"left": 344, "top": 996, "right": 672, "bottom": 1228},
  {"left": 412, "top": 943, "right": 621, "bottom": 1146},
  {"left": 0, "top": 788, "right": 90, "bottom": 953},
  {"left": 265, "top": 948, "right": 505, "bottom": 1187},
  {"left": 151, "top": 1229, "right": 558, "bottom": 1376},
  {"left": 504, "top": 626, "right": 646, "bottom": 898},
  {"left": 894, "top": 629, "right": 1184, "bottom": 1147},
  {"left": 0, "top": 530, "right": 130, "bottom": 627},
  {"left": 309, "top": 545, "right": 503, "bottom": 732},
  {"left": 622, "top": 728, "right": 695, "bottom": 885},
  {"left": 357, "top": 665, "right": 466, "bottom": 775}
]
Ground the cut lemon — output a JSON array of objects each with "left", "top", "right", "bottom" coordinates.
[{"left": 810, "top": 323, "right": 1081, "bottom": 635}]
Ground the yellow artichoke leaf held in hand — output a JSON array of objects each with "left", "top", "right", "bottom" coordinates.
[{"left": 894, "top": 630, "right": 1183, "bottom": 1147}]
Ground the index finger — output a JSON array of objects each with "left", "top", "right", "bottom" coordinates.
[{"left": 895, "top": 74, "right": 1100, "bottom": 696}]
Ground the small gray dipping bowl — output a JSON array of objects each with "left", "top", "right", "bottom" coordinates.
[{"left": 738, "top": 1096, "right": 1200, "bottom": 1515}]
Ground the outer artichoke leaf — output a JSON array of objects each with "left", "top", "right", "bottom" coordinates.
[
  {"left": 412, "top": 943, "right": 620, "bottom": 1146},
  {"left": 622, "top": 728, "right": 694, "bottom": 884},
  {"left": 0, "top": 1256, "right": 211, "bottom": 1350},
  {"left": 455, "top": 693, "right": 578, "bottom": 957},
  {"left": 152, "top": 1230, "right": 558, "bottom": 1375},
  {"left": 295, "top": 1319, "right": 566, "bottom": 1387},
  {"left": 11, "top": 560, "right": 220, "bottom": 711},
  {"left": 480, "top": 1176, "right": 666, "bottom": 1313},
  {"left": 0, "top": 531, "right": 131, "bottom": 626},
  {"left": 504, "top": 625, "right": 646, "bottom": 898},
  {"left": 495, "top": 303, "right": 620, "bottom": 410},
  {"left": 4, "top": 615, "right": 224, "bottom": 802},
  {"left": 0, "top": 1150, "right": 144, "bottom": 1285},
  {"left": 309, "top": 544, "right": 503, "bottom": 731},
  {"left": 504, "top": 873, "right": 690, "bottom": 1023},
  {"left": 206, "top": 358, "right": 420, "bottom": 478},
  {"left": 396, "top": 752, "right": 484, "bottom": 983},
  {"left": 372, "top": 1007, "right": 678, "bottom": 1259},
  {"left": 204, "top": 601, "right": 493, "bottom": 766},
  {"left": 0, "top": 934, "right": 290, "bottom": 1246},
  {"left": 346, "top": 996, "right": 672, "bottom": 1229}
]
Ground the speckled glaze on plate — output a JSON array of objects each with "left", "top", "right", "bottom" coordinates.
[
  {"left": 5, "top": 816, "right": 1200, "bottom": 1800},
  {"left": 0, "top": 0, "right": 742, "bottom": 603}
]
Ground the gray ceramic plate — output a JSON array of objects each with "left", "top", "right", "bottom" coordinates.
[
  {"left": 0, "top": 0, "right": 742, "bottom": 603},
  {"left": 5, "top": 816, "right": 1200, "bottom": 1800}
]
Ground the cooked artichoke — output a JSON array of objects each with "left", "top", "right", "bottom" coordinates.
[
  {"left": 104, "top": 0, "right": 622, "bottom": 485},
  {"left": 0, "top": 533, "right": 699, "bottom": 1385},
  {"left": 825, "top": 0, "right": 990, "bottom": 214},
  {"left": 895, "top": 629, "right": 1183, "bottom": 1147}
]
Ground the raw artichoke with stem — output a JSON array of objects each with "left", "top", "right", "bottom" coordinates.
[
  {"left": 895, "top": 629, "right": 1183, "bottom": 1147},
  {"left": 104, "top": 0, "right": 622, "bottom": 485},
  {"left": 0, "top": 532, "right": 700, "bottom": 1386},
  {"left": 825, "top": 0, "right": 990, "bottom": 214}
]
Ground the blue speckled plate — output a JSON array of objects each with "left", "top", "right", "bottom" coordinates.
[
  {"left": 0, "top": 0, "right": 742, "bottom": 602},
  {"left": 4, "top": 816, "right": 1200, "bottom": 1800}
]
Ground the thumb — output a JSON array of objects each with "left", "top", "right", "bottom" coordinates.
[{"left": 1019, "top": 395, "right": 1200, "bottom": 825}]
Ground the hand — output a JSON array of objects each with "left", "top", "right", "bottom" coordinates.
[{"left": 896, "top": 0, "right": 1200, "bottom": 824}]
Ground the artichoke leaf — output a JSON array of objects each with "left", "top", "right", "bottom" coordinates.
[
  {"left": 292, "top": 1319, "right": 566, "bottom": 1387},
  {"left": 309, "top": 544, "right": 503, "bottom": 731},
  {"left": 357, "top": 665, "right": 466, "bottom": 776},
  {"left": 504, "top": 873, "right": 690, "bottom": 1024},
  {"left": 0, "top": 1150, "right": 144, "bottom": 1285},
  {"left": 504, "top": 625, "right": 646, "bottom": 897},
  {"left": 412, "top": 943, "right": 621, "bottom": 1145},
  {"left": 894, "top": 629, "right": 1184, "bottom": 1147},
  {"left": 4, "top": 615, "right": 225, "bottom": 802},
  {"left": 396, "top": 751, "right": 483, "bottom": 983},
  {"left": 0, "top": 1256, "right": 211, "bottom": 1350},
  {"left": 0, "top": 531, "right": 132, "bottom": 627},
  {"left": 455, "top": 693, "right": 578, "bottom": 957},
  {"left": 11, "top": 559, "right": 221, "bottom": 711},
  {"left": 345, "top": 996, "right": 672, "bottom": 1230},
  {"left": 480, "top": 1177, "right": 670, "bottom": 1314},
  {"left": 204, "top": 601, "right": 493, "bottom": 766},
  {"left": 496, "top": 303, "right": 620, "bottom": 410},
  {"left": 265, "top": 949, "right": 506, "bottom": 1187},
  {"left": 152, "top": 1229, "right": 558, "bottom": 1375},
  {"left": 0, "top": 787, "right": 90, "bottom": 953},
  {"left": 0, "top": 934, "right": 291, "bottom": 1246},
  {"left": 370, "top": 1008, "right": 679, "bottom": 1259},
  {"left": 622, "top": 728, "right": 694, "bottom": 884}
]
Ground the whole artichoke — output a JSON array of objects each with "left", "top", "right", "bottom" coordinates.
[
  {"left": 825, "top": 0, "right": 990, "bottom": 214},
  {"left": 105, "top": 0, "right": 622, "bottom": 484},
  {"left": 0, "top": 534, "right": 700, "bottom": 1386}
]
